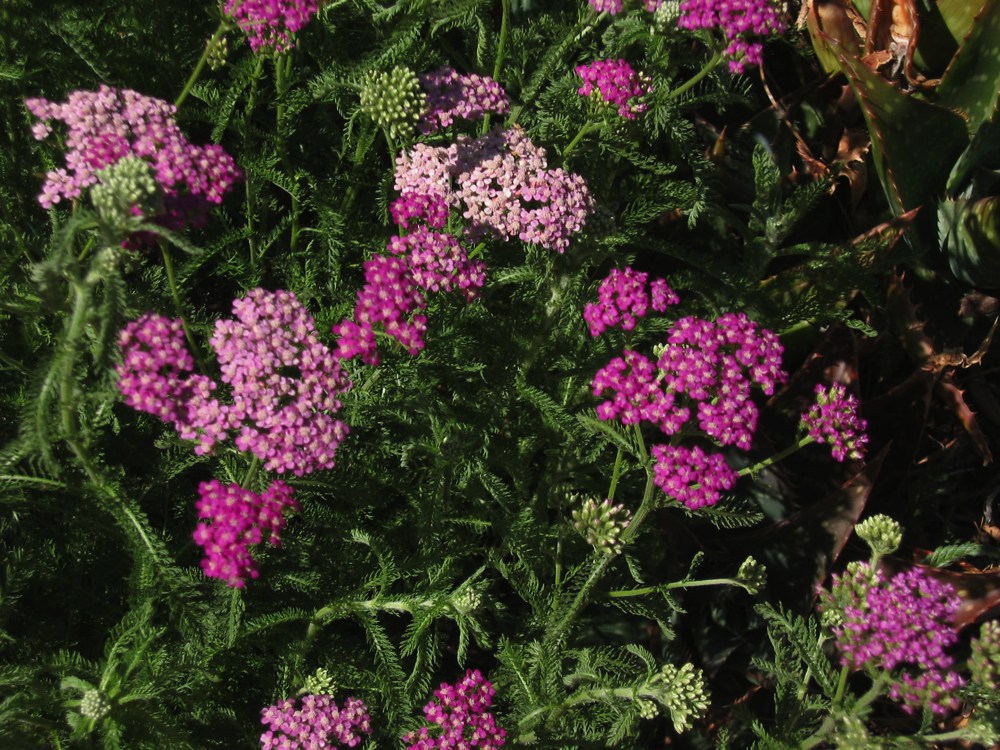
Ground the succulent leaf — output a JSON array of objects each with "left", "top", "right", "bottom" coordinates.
[
  {"left": 939, "top": 195, "right": 1000, "bottom": 287},
  {"left": 936, "top": 0, "right": 1000, "bottom": 136}
]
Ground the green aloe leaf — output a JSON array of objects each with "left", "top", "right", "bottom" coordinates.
[
  {"left": 939, "top": 195, "right": 1000, "bottom": 287},
  {"left": 936, "top": 0, "right": 1000, "bottom": 136},
  {"left": 823, "top": 32, "right": 969, "bottom": 215},
  {"left": 935, "top": 0, "right": 987, "bottom": 48}
]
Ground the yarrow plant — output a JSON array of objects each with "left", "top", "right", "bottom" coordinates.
[
  {"left": 575, "top": 59, "right": 652, "bottom": 120},
  {"left": 800, "top": 382, "right": 868, "bottom": 461},
  {"left": 678, "top": 0, "right": 787, "bottom": 72},
  {"left": 260, "top": 694, "right": 372, "bottom": 748},
  {"left": 404, "top": 670, "right": 506, "bottom": 750},
  {"left": 224, "top": 0, "right": 321, "bottom": 53},
  {"left": 193, "top": 480, "right": 298, "bottom": 588}
]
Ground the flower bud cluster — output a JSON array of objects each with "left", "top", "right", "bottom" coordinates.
[
  {"left": 260, "top": 694, "right": 372, "bottom": 749},
  {"left": 89, "top": 156, "right": 161, "bottom": 236},
  {"left": 224, "top": 0, "right": 320, "bottom": 53},
  {"left": 800, "top": 382, "right": 868, "bottom": 462},
  {"left": 80, "top": 689, "right": 112, "bottom": 720},
  {"left": 820, "top": 562, "right": 965, "bottom": 715},
  {"left": 970, "top": 620, "right": 1000, "bottom": 690},
  {"left": 361, "top": 66, "right": 428, "bottom": 142},
  {"left": 575, "top": 59, "right": 652, "bottom": 120},
  {"left": 26, "top": 86, "right": 239, "bottom": 222},
  {"left": 394, "top": 127, "right": 594, "bottom": 252},
  {"left": 678, "top": 0, "right": 787, "bottom": 73},
  {"left": 193, "top": 480, "right": 297, "bottom": 588},
  {"left": 571, "top": 497, "right": 631, "bottom": 554},
  {"left": 117, "top": 290, "right": 351, "bottom": 476},
  {"left": 333, "top": 194, "right": 485, "bottom": 366},
  {"left": 650, "top": 663, "right": 710, "bottom": 734},
  {"left": 405, "top": 670, "right": 506, "bottom": 750},
  {"left": 737, "top": 555, "right": 767, "bottom": 594},
  {"left": 419, "top": 67, "right": 509, "bottom": 133},
  {"left": 583, "top": 267, "right": 679, "bottom": 336},
  {"left": 855, "top": 514, "right": 902, "bottom": 558}
]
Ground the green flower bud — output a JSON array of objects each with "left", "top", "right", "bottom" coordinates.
[
  {"left": 571, "top": 497, "right": 631, "bottom": 555},
  {"left": 855, "top": 514, "right": 902, "bottom": 558},
  {"left": 652, "top": 0, "right": 681, "bottom": 32},
  {"left": 451, "top": 585, "right": 484, "bottom": 615},
  {"left": 970, "top": 620, "right": 1000, "bottom": 691},
  {"left": 359, "top": 66, "right": 427, "bottom": 143},
  {"left": 207, "top": 34, "right": 229, "bottom": 70},
  {"left": 89, "top": 156, "right": 161, "bottom": 236},
  {"left": 79, "top": 688, "right": 111, "bottom": 720},
  {"left": 737, "top": 556, "right": 767, "bottom": 595},
  {"left": 832, "top": 713, "right": 878, "bottom": 749},
  {"left": 636, "top": 697, "right": 658, "bottom": 720},
  {"left": 299, "top": 667, "right": 336, "bottom": 696},
  {"left": 652, "top": 663, "right": 710, "bottom": 734}
]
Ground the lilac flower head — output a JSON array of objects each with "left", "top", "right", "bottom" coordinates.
[
  {"left": 800, "top": 382, "right": 868, "bottom": 462},
  {"left": 419, "top": 67, "right": 509, "bottom": 133},
  {"left": 575, "top": 59, "right": 652, "bottom": 120},
  {"left": 26, "top": 86, "right": 240, "bottom": 217},
  {"left": 116, "top": 314, "right": 197, "bottom": 425},
  {"left": 260, "top": 694, "right": 372, "bottom": 749},
  {"left": 820, "top": 562, "right": 965, "bottom": 715},
  {"left": 678, "top": 0, "right": 786, "bottom": 73},
  {"left": 224, "top": 0, "right": 321, "bottom": 53},
  {"left": 584, "top": 267, "right": 679, "bottom": 336},
  {"left": 193, "top": 480, "right": 298, "bottom": 588},
  {"left": 405, "top": 670, "right": 506, "bottom": 750},
  {"left": 651, "top": 443, "right": 737, "bottom": 509}
]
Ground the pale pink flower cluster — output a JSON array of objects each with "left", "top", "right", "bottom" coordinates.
[
  {"left": 588, "top": 0, "right": 664, "bottom": 13},
  {"left": 800, "top": 382, "right": 868, "bottom": 462},
  {"left": 419, "top": 67, "right": 509, "bottom": 133},
  {"left": 821, "top": 563, "right": 965, "bottom": 715},
  {"left": 651, "top": 444, "right": 738, "bottom": 509},
  {"left": 405, "top": 670, "right": 506, "bottom": 750},
  {"left": 575, "top": 59, "right": 651, "bottom": 119},
  {"left": 260, "top": 695, "right": 372, "bottom": 748},
  {"left": 584, "top": 267, "right": 679, "bottom": 336},
  {"left": 394, "top": 127, "right": 593, "bottom": 252},
  {"left": 679, "top": 0, "right": 787, "bottom": 73},
  {"left": 117, "top": 289, "right": 351, "bottom": 476},
  {"left": 193, "top": 480, "right": 298, "bottom": 588},
  {"left": 26, "top": 86, "right": 239, "bottom": 214},
  {"left": 224, "top": 0, "right": 320, "bottom": 53},
  {"left": 333, "top": 194, "right": 485, "bottom": 366}
]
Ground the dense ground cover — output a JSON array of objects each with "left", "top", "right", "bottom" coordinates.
[{"left": 1, "top": 0, "right": 999, "bottom": 747}]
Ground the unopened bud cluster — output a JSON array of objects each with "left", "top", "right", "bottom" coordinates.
[
  {"left": 855, "top": 514, "right": 902, "bottom": 559},
  {"left": 207, "top": 34, "right": 229, "bottom": 70},
  {"left": 89, "top": 156, "right": 161, "bottom": 236},
  {"left": 970, "top": 620, "right": 1000, "bottom": 690},
  {"left": 737, "top": 556, "right": 767, "bottom": 594},
  {"left": 80, "top": 688, "right": 112, "bottom": 720},
  {"left": 650, "top": 663, "right": 710, "bottom": 734},
  {"left": 571, "top": 497, "right": 631, "bottom": 555},
  {"left": 300, "top": 667, "right": 336, "bottom": 696},
  {"left": 360, "top": 66, "right": 427, "bottom": 142}
]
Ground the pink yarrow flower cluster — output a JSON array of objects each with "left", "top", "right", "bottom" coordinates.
[
  {"left": 394, "top": 127, "right": 594, "bottom": 252},
  {"left": 405, "top": 670, "right": 506, "bottom": 750},
  {"left": 419, "top": 67, "right": 509, "bottom": 133},
  {"left": 800, "top": 382, "right": 868, "bottom": 462},
  {"left": 333, "top": 194, "right": 485, "bottom": 366},
  {"left": 576, "top": 59, "right": 652, "bottom": 120},
  {"left": 117, "top": 289, "right": 351, "bottom": 476},
  {"left": 224, "top": 0, "right": 320, "bottom": 53},
  {"left": 193, "top": 480, "right": 297, "bottom": 588},
  {"left": 651, "top": 444, "right": 738, "bottom": 510},
  {"left": 679, "top": 0, "right": 787, "bottom": 73},
  {"left": 821, "top": 563, "right": 965, "bottom": 715},
  {"left": 588, "top": 0, "right": 664, "bottom": 13},
  {"left": 260, "top": 694, "right": 372, "bottom": 749},
  {"left": 25, "top": 86, "right": 240, "bottom": 216},
  {"left": 584, "top": 267, "right": 679, "bottom": 336}
]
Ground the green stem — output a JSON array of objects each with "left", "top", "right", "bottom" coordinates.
[
  {"left": 608, "top": 576, "right": 744, "bottom": 598},
  {"left": 562, "top": 122, "right": 602, "bottom": 157},
  {"left": 159, "top": 242, "right": 206, "bottom": 371},
  {"left": 241, "top": 456, "right": 261, "bottom": 489},
  {"left": 832, "top": 664, "right": 849, "bottom": 706},
  {"left": 480, "top": 0, "right": 511, "bottom": 135},
  {"left": 667, "top": 50, "right": 724, "bottom": 101},
  {"left": 176, "top": 21, "right": 229, "bottom": 108},
  {"left": 606, "top": 447, "right": 624, "bottom": 501},
  {"left": 737, "top": 435, "right": 814, "bottom": 478},
  {"left": 274, "top": 54, "right": 301, "bottom": 253}
]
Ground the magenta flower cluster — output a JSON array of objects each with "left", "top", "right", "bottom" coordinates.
[
  {"left": 117, "top": 289, "right": 351, "bottom": 476},
  {"left": 26, "top": 86, "right": 239, "bottom": 216},
  {"left": 224, "top": 0, "right": 320, "bottom": 53},
  {"left": 679, "top": 0, "right": 787, "bottom": 73},
  {"left": 575, "top": 59, "right": 652, "bottom": 120},
  {"left": 588, "top": 271, "right": 785, "bottom": 508},
  {"left": 823, "top": 563, "right": 964, "bottom": 715},
  {"left": 260, "top": 694, "right": 372, "bottom": 749},
  {"left": 394, "top": 127, "right": 594, "bottom": 252},
  {"left": 404, "top": 670, "right": 506, "bottom": 750},
  {"left": 193, "top": 480, "right": 297, "bottom": 588},
  {"left": 333, "top": 194, "right": 485, "bottom": 366},
  {"left": 419, "top": 67, "right": 509, "bottom": 133},
  {"left": 800, "top": 382, "right": 868, "bottom": 462},
  {"left": 584, "top": 267, "right": 679, "bottom": 336},
  {"left": 588, "top": 0, "right": 664, "bottom": 13}
]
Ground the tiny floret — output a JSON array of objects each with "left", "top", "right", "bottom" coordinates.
[{"left": 800, "top": 382, "right": 868, "bottom": 462}]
